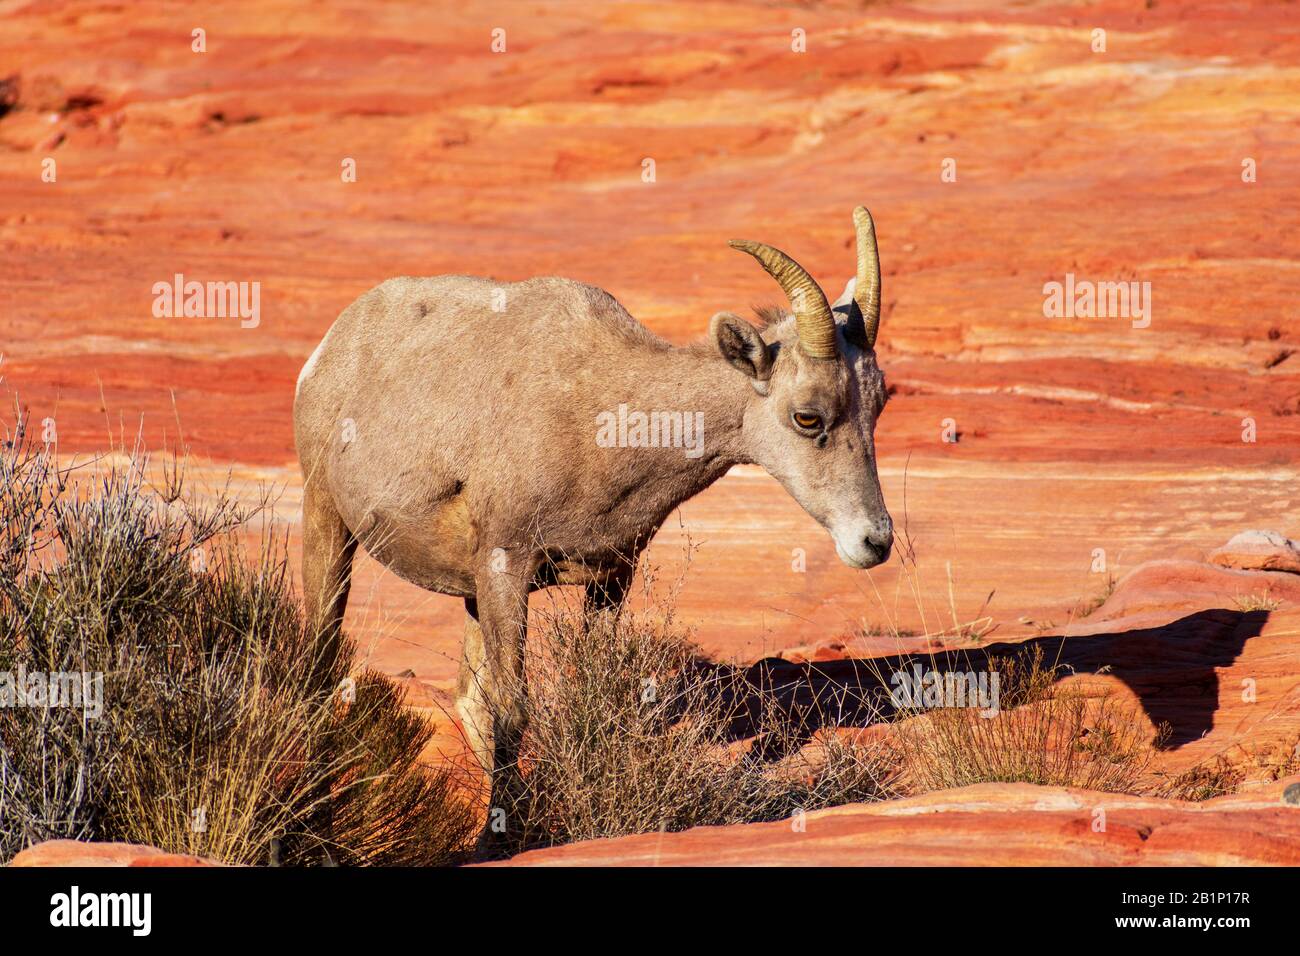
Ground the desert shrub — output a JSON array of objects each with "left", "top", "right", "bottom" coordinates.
[
  {"left": 1154, "top": 736, "right": 1300, "bottom": 801},
  {"left": 890, "top": 644, "right": 1167, "bottom": 794},
  {"left": 0, "top": 420, "right": 475, "bottom": 865},
  {"left": 1154, "top": 756, "right": 1245, "bottom": 802},
  {"left": 486, "top": 596, "right": 897, "bottom": 856}
]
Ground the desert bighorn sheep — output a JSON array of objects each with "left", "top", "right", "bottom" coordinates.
[{"left": 294, "top": 206, "right": 893, "bottom": 808}]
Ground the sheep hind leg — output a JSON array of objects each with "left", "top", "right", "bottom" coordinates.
[
  {"left": 301, "top": 484, "right": 356, "bottom": 684},
  {"left": 298, "top": 484, "right": 356, "bottom": 863},
  {"left": 456, "top": 597, "right": 494, "bottom": 780}
]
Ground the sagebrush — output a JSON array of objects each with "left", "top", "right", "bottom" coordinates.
[
  {"left": 0, "top": 420, "right": 475, "bottom": 864},
  {"left": 889, "top": 644, "right": 1167, "bottom": 794},
  {"left": 483, "top": 589, "right": 898, "bottom": 856}
]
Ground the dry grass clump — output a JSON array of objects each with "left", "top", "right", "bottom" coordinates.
[
  {"left": 890, "top": 644, "right": 1168, "bottom": 794},
  {"left": 1154, "top": 756, "right": 1245, "bottom": 802},
  {"left": 486, "top": 594, "right": 897, "bottom": 856},
  {"left": 1073, "top": 573, "right": 1117, "bottom": 619},
  {"left": 1232, "top": 591, "right": 1281, "bottom": 612},
  {"left": 0, "top": 419, "right": 475, "bottom": 865},
  {"left": 1155, "top": 736, "right": 1300, "bottom": 801}
]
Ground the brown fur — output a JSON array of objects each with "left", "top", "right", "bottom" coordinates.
[{"left": 293, "top": 250, "right": 893, "bottom": 834}]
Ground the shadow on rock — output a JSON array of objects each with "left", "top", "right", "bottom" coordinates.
[{"left": 695, "top": 607, "right": 1269, "bottom": 758}]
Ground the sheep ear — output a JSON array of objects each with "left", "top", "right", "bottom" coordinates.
[{"left": 710, "top": 312, "right": 772, "bottom": 384}]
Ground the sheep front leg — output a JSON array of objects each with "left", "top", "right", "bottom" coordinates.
[{"left": 472, "top": 550, "right": 532, "bottom": 845}]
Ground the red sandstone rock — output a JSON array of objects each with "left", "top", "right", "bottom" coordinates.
[
  {"left": 1207, "top": 530, "right": 1300, "bottom": 575},
  {"left": 493, "top": 777, "right": 1300, "bottom": 867},
  {"left": 2, "top": 0, "right": 1299, "bottom": 669},
  {"left": 1077, "top": 558, "right": 1300, "bottom": 625},
  {"left": 8, "top": 840, "right": 223, "bottom": 867},
  {"left": 2, "top": 0, "right": 1299, "bottom": 867}
]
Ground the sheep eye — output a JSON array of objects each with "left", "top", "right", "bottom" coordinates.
[{"left": 792, "top": 412, "right": 822, "bottom": 431}]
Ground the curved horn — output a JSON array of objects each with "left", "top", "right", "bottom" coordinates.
[
  {"left": 728, "top": 239, "right": 837, "bottom": 360},
  {"left": 852, "top": 205, "right": 881, "bottom": 349}
]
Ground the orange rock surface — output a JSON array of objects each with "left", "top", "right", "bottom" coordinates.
[
  {"left": 494, "top": 777, "right": 1300, "bottom": 866},
  {"left": 8, "top": 840, "right": 222, "bottom": 867},
  {"left": 4, "top": 0, "right": 1298, "bottom": 667},
  {"left": 2, "top": 0, "right": 1299, "bottom": 863}
]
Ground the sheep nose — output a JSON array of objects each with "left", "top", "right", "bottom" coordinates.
[{"left": 863, "top": 529, "right": 893, "bottom": 566}]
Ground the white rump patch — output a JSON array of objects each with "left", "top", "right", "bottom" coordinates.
[{"left": 295, "top": 326, "right": 333, "bottom": 398}]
